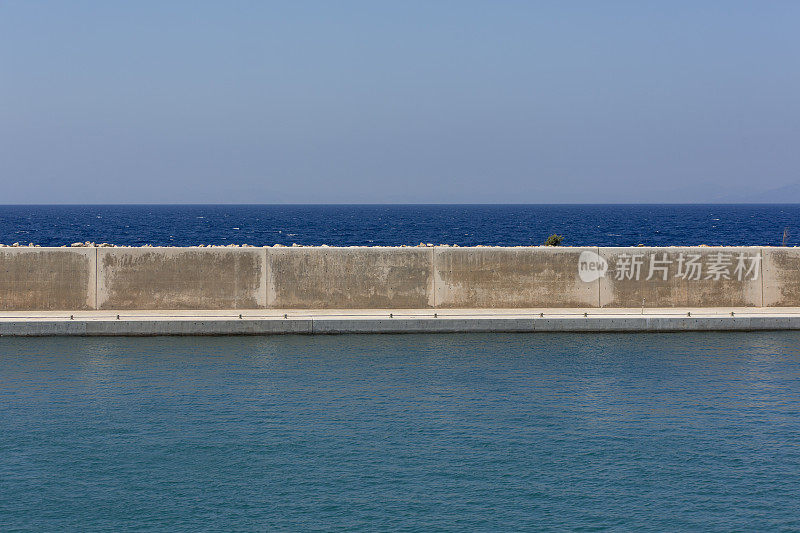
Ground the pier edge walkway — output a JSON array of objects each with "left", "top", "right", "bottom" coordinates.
[{"left": 2, "top": 308, "right": 800, "bottom": 336}]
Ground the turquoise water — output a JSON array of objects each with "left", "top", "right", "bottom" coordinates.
[{"left": 2, "top": 333, "right": 800, "bottom": 531}]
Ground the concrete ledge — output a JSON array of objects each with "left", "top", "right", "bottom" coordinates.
[
  {"left": 0, "top": 319, "right": 312, "bottom": 336},
  {"left": 1, "top": 309, "right": 799, "bottom": 336},
  {"left": 311, "top": 318, "right": 539, "bottom": 334}
]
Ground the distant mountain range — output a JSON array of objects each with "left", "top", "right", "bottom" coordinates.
[
  {"left": 714, "top": 182, "right": 800, "bottom": 203},
  {"left": 640, "top": 181, "right": 800, "bottom": 204}
]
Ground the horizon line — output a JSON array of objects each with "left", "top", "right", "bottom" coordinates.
[{"left": 2, "top": 202, "right": 800, "bottom": 207}]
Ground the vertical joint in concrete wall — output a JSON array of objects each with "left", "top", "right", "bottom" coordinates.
[
  {"left": 431, "top": 246, "right": 437, "bottom": 308},
  {"left": 596, "top": 246, "right": 601, "bottom": 308},
  {"left": 94, "top": 247, "right": 99, "bottom": 310},
  {"left": 760, "top": 247, "right": 765, "bottom": 308},
  {"left": 268, "top": 246, "right": 270, "bottom": 309}
]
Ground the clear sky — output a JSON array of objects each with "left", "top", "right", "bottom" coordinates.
[{"left": 2, "top": 2, "right": 799, "bottom": 204}]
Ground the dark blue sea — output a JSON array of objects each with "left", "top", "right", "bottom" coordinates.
[
  {"left": 0, "top": 204, "right": 798, "bottom": 247},
  {"left": 2, "top": 333, "right": 800, "bottom": 531},
  {"left": 3, "top": 206, "right": 800, "bottom": 530}
]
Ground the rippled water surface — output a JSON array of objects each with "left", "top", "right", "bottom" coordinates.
[
  {"left": 2, "top": 333, "right": 800, "bottom": 531},
  {"left": 1, "top": 204, "right": 799, "bottom": 246}
]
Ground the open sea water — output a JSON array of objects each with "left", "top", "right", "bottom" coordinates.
[
  {"left": 0, "top": 204, "right": 799, "bottom": 247},
  {"left": 2, "top": 205, "right": 800, "bottom": 530},
  {"left": 2, "top": 333, "right": 800, "bottom": 531}
]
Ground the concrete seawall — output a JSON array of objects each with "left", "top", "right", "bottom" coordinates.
[{"left": 1, "top": 246, "right": 799, "bottom": 311}]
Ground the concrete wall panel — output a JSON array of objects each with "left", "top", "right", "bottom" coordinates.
[
  {"left": 268, "top": 247, "right": 434, "bottom": 308},
  {"left": 762, "top": 247, "right": 800, "bottom": 306},
  {"left": 599, "top": 247, "right": 763, "bottom": 308},
  {"left": 4, "top": 245, "right": 798, "bottom": 311},
  {"left": 98, "top": 248, "right": 266, "bottom": 309},
  {"left": 434, "top": 247, "right": 599, "bottom": 308},
  {"left": 0, "top": 248, "right": 96, "bottom": 310}
]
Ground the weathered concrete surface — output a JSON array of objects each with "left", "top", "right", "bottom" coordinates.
[
  {"left": 762, "top": 247, "right": 800, "bottom": 306},
  {"left": 599, "top": 247, "right": 763, "bottom": 308},
  {"left": 4, "top": 245, "right": 800, "bottom": 313},
  {"left": 98, "top": 248, "right": 266, "bottom": 309},
  {"left": 268, "top": 247, "right": 434, "bottom": 308},
  {"left": 434, "top": 247, "right": 599, "bottom": 308},
  {"left": 0, "top": 248, "right": 95, "bottom": 310}
]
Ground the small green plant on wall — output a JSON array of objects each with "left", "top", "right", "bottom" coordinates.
[{"left": 543, "top": 234, "right": 564, "bottom": 246}]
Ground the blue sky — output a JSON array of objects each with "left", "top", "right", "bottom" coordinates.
[{"left": 1, "top": 2, "right": 799, "bottom": 203}]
